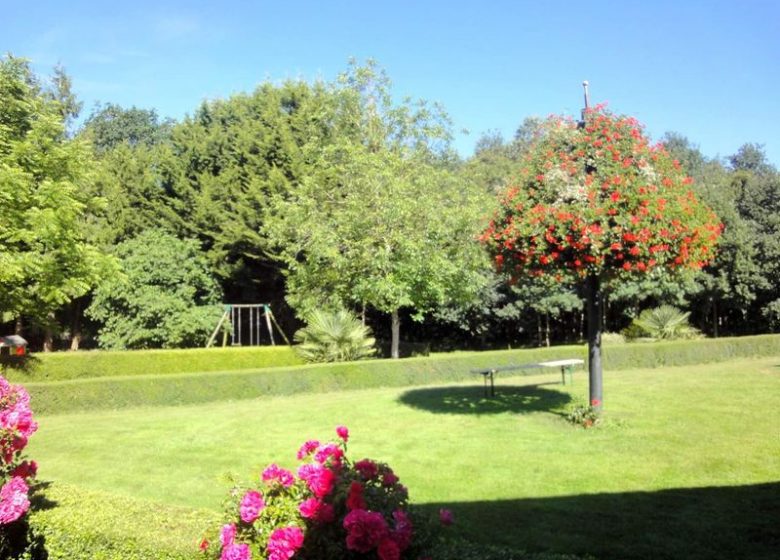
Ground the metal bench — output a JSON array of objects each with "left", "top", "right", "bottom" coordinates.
[{"left": 471, "top": 359, "right": 585, "bottom": 397}]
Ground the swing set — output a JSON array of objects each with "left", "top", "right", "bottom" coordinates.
[{"left": 205, "top": 304, "right": 290, "bottom": 348}]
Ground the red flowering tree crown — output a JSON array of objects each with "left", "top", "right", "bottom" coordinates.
[{"left": 481, "top": 106, "right": 722, "bottom": 281}]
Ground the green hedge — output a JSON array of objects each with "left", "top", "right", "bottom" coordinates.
[
  {"left": 28, "top": 482, "right": 215, "bottom": 559},
  {"left": 22, "top": 335, "right": 780, "bottom": 416},
  {"left": 2, "top": 346, "right": 303, "bottom": 382}
]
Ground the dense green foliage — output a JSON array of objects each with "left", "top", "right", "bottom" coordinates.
[
  {"left": 86, "top": 230, "right": 224, "bottom": 349},
  {"left": 293, "top": 308, "right": 376, "bottom": 363},
  {"left": 2, "top": 345, "right": 302, "bottom": 382},
  {"left": 21, "top": 334, "right": 780, "bottom": 414},
  {"left": 4, "top": 55, "right": 780, "bottom": 352},
  {"left": 0, "top": 56, "right": 115, "bottom": 335}
]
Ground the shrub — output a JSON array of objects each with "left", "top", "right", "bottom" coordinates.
[
  {"left": 565, "top": 400, "right": 602, "bottom": 429},
  {"left": 0, "top": 375, "right": 40, "bottom": 557},
  {"left": 627, "top": 305, "right": 700, "bottom": 340},
  {"left": 202, "top": 426, "right": 433, "bottom": 559},
  {"left": 294, "top": 310, "right": 376, "bottom": 363}
]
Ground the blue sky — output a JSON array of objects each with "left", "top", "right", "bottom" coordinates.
[{"left": 3, "top": 0, "right": 779, "bottom": 164}]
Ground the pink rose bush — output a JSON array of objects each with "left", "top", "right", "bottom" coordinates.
[
  {"left": 0, "top": 374, "right": 38, "bottom": 556},
  {"left": 202, "top": 426, "right": 425, "bottom": 559},
  {"left": 0, "top": 376, "right": 37, "bottom": 525}
]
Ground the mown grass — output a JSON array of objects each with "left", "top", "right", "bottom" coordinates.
[{"left": 27, "top": 357, "right": 780, "bottom": 559}]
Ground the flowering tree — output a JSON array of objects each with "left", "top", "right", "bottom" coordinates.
[{"left": 481, "top": 106, "right": 722, "bottom": 409}]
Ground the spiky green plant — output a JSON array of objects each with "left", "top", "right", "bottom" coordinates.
[
  {"left": 630, "top": 305, "right": 700, "bottom": 340},
  {"left": 293, "top": 309, "right": 376, "bottom": 363}
]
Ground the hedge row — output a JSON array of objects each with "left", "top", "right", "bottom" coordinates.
[
  {"left": 25, "top": 482, "right": 587, "bottom": 560},
  {"left": 28, "top": 482, "right": 216, "bottom": 559},
  {"left": 2, "top": 345, "right": 303, "bottom": 382},
  {"left": 23, "top": 334, "right": 780, "bottom": 415}
]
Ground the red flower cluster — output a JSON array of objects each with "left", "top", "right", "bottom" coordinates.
[{"left": 481, "top": 107, "right": 722, "bottom": 282}]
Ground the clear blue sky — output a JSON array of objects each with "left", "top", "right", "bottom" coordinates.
[{"left": 3, "top": 0, "right": 779, "bottom": 164}]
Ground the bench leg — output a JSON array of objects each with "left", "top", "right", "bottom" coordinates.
[{"left": 490, "top": 371, "right": 495, "bottom": 397}]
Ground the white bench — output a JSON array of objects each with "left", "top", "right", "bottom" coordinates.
[{"left": 471, "top": 359, "right": 585, "bottom": 397}]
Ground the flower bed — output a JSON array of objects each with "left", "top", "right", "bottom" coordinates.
[{"left": 202, "top": 426, "right": 446, "bottom": 560}]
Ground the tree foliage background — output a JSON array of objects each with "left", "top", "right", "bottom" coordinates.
[{"left": 3, "top": 53, "right": 780, "bottom": 351}]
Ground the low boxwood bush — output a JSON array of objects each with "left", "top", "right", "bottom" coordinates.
[
  {"left": 2, "top": 346, "right": 303, "bottom": 383},
  {"left": 28, "top": 482, "right": 217, "bottom": 559},
  {"left": 21, "top": 335, "right": 780, "bottom": 415}
]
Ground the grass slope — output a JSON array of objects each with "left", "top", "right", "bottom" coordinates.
[{"left": 28, "top": 357, "right": 780, "bottom": 560}]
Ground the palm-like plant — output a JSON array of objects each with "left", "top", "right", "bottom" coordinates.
[
  {"left": 293, "top": 309, "right": 376, "bottom": 363},
  {"left": 630, "top": 305, "right": 700, "bottom": 340}
]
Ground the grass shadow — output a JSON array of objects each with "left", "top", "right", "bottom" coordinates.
[
  {"left": 398, "top": 383, "right": 571, "bottom": 415},
  {"left": 418, "top": 482, "right": 780, "bottom": 560}
]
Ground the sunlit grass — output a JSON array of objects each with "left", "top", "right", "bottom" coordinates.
[{"left": 28, "top": 357, "right": 780, "bottom": 559}]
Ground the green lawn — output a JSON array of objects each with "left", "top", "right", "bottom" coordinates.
[{"left": 28, "top": 357, "right": 780, "bottom": 559}]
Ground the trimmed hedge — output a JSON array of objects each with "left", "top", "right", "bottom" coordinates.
[
  {"left": 28, "top": 482, "right": 216, "bottom": 559},
  {"left": 23, "top": 334, "right": 780, "bottom": 415},
  {"left": 2, "top": 345, "right": 303, "bottom": 382},
  {"left": 26, "top": 345, "right": 581, "bottom": 415}
]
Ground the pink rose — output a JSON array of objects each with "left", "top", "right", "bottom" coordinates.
[
  {"left": 354, "top": 459, "right": 379, "bottom": 480},
  {"left": 220, "top": 542, "right": 251, "bottom": 560},
  {"left": 267, "top": 526, "right": 304, "bottom": 560},
  {"left": 343, "top": 509, "right": 388, "bottom": 553},
  {"left": 296, "top": 440, "right": 320, "bottom": 460},
  {"left": 346, "top": 481, "right": 366, "bottom": 511},
  {"left": 391, "top": 509, "right": 413, "bottom": 550},
  {"left": 336, "top": 425, "right": 349, "bottom": 442},
  {"left": 262, "top": 464, "right": 295, "bottom": 488},
  {"left": 0, "top": 476, "right": 29, "bottom": 524},
  {"left": 220, "top": 523, "right": 236, "bottom": 547},
  {"left": 314, "top": 443, "right": 344, "bottom": 468},
  {"left": 297, "top": 463, "right": 335, "bottom": 498},
  {"left": 239, "top": 490, "right": 265, "bottom": 523}
]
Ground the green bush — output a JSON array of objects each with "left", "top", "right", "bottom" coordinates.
[
  {"left": 626, "top": 305, "right": 701, "bottom": 340},
  {"left": 28, "top": 482, "right": 215, "bottom": 559},
  {"left": 21, "top": 335, "right": 780, "bottom": 415},
  {"left": 2, "top": 346, "right": 303, "bottom": 383},
  {"left": 293, "top": 309, "right": 376, "bottom": 363}
]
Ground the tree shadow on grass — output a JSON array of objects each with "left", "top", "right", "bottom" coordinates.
[
  {"left": 398, "top": 383, "right": 571, "bottom": 416},
  {"left": 417, "top": 482, "right": 780, "bottom": 560}
]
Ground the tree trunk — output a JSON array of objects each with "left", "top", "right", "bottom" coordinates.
[
  {"left": 70, "top": 298, "right": 83, "bottom": 350},
  {"left": 15, "top": 317, "right": 23, "bottom": 335},
  {"left": 390, "top": 310, "right": 400, "bottom": 359},
  {"left": 586, "top": 274, "right": 603, "bottom": 410},
  {"left": 537, "top": 314, "right": 542, "bottom": 347},
  {"left": 43, "top": 312, "right": 55, "bottom": 352},
  {"left": 544, "top": 314, "right": 551, "bottom": 347},
  {"left": 712, "top": 299, "right": 719, "bottom": 338}
]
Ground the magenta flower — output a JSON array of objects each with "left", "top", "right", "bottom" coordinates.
[
  {"left": 314, "top": 443, "right": 344, "bottom": 468},
  {"left": 343, "top": 509, "right": 388, "bottom": 553},
  {"left": 381, "top": 468, "right": 399, "bottom": 487},
  {"left": 11, "top": 460, "right": 37, "bottom": 480},
  {"left": 267, "top": 526, "right": 304, "bottom": 560},
  {"left": 220, "top": 523, "right": 236, "bottom": 547},
  {"left": 220, "top": 542, "right": 251, "bottom": 560},
  {"left": 391, "top": 509, "right": 413, "bottom": 550},
  {"left": 239, "top": 490, "right": 265, "bottom": 523},
  {"left": 354, "top": 459, "right": 379, "bottom": 480},
  {"left": 262, "top": 464, "right": 295, "bottom": 488},
  {"left": 0, "top": 476, "right": 29, "bottom": 524},
  {"left": 346, "top": 481, "right": 366, "bottom": 511},
  {"left": 336, "top": 425, "right": 349, "bottom": 443},
  {"left": 296, "top": 439, "right": 320, "bottom": 460},
  {"left": 439, "top": 508, "right": 455, "bottom": 526},
  {"left": 297, "top": 463, "right": 335, "bottom": 498},
  {"left": 378, "top": 537, "right": 401, "bottom": 560}
]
